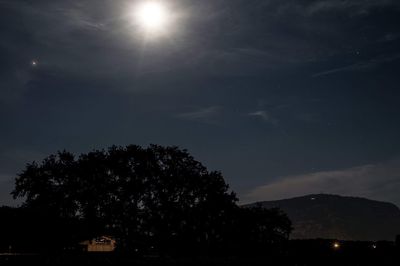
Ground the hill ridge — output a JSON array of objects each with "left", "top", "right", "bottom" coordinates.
[{"left": 245, "top": 194, "right": 400, "bottom": 241}]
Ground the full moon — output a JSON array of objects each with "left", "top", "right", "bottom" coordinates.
[{"left": 135, "top": 1, "right": 169, "bottom": 33}]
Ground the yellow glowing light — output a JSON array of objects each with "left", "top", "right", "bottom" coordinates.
[
  {"left": 333, "top": 242, "right": 340, "bottom": 249},
  {"left": 135, "top": 1, "right": 169, "bottom": 32}
]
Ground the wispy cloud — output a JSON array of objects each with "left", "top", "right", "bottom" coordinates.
[
  {"left": 312, "top": 63, "right": 368, "bottom": 77},
  {"left": 307, "top": 0, "right": 398, "bottom": 15},
  {"left": 242, "top": 158, "right": 400, "bottom": 207},
  {"left": 313, "top": 54, "right": 400, "bottom": 77},
  {"left": 176, "top": 106, "right": 222, "bottom": 124},
  {"left": 278, "top": 0, "right": 400, "bottom": 17},
  {"left": 248, "top": 110, "right": 278, "bottom": 124},
  {"left": 380, "top": 33, "right": 400, "bottom": 42}
]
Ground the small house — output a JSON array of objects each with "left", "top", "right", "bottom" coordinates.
[{"left": 80, "top": 236, "right": 116, "bottom": 252}]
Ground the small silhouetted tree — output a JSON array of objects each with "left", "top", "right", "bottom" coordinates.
[{"left": 226, "top": 205, "right": 292, "bottom": 255}]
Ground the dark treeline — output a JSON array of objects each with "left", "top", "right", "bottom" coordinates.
[
  {"left": 1, "top": 145, "right": 292, "bottom": 256},
  {"left": 1, "top": 238, "right": 400, "bottom": 266}
]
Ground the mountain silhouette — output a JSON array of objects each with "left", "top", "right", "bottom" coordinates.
[{"left": 244, "top": 194, "right": 400, "bottom": 241}]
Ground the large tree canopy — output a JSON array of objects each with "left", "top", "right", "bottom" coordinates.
[
  {"left": 12, "top": 144, "right": 291, "bottom": 254},
  {"left": 13, "top": 145, "right": 238, "bottom": 251}
]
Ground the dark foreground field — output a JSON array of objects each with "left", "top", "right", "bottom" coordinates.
[
  {"left": 1, "top": 240, "right": 399, "bottom": 266},
  {"left": 1, "top": 254, "right": 399, "bottom": 266}
]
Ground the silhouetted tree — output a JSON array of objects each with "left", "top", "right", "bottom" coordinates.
[
  {"left": 12, "top": 145, "right": 239, "bottom": 253},
  {"left": 226, "top": 205, "right": 292, "bottom": 255}
]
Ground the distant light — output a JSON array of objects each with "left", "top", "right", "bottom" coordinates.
[
  {"left": 372, "top": 244, "right": 377, "bottom": 249},
  {"left": 333, "top": 242, "right": 340, "bottom": 249},
  {"left": 31, "top": 60, "right": 38, "bottom": 67},
  {"left": 311, "top": 197, "right": 316, "bottom": 200}
]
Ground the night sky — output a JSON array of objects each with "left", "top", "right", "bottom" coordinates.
[{"left": 1, "top": 0, "right": 400, "bottom": 206}]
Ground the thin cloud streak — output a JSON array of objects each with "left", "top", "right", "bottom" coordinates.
[
  {"left": 313, "top": 54, "right": 400, "bottom": 77},
  {"left": 243, "top": 158, "right": 400, "bottom": 207},
  {"left": 176, "top": 106, "right": 222, "bottom": 124},
  {"left": 248, "top": 110, "right": 278, "bottom": 124},
  {"left": 306, "top": 0, "right": 400, "bottom": 15}
]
